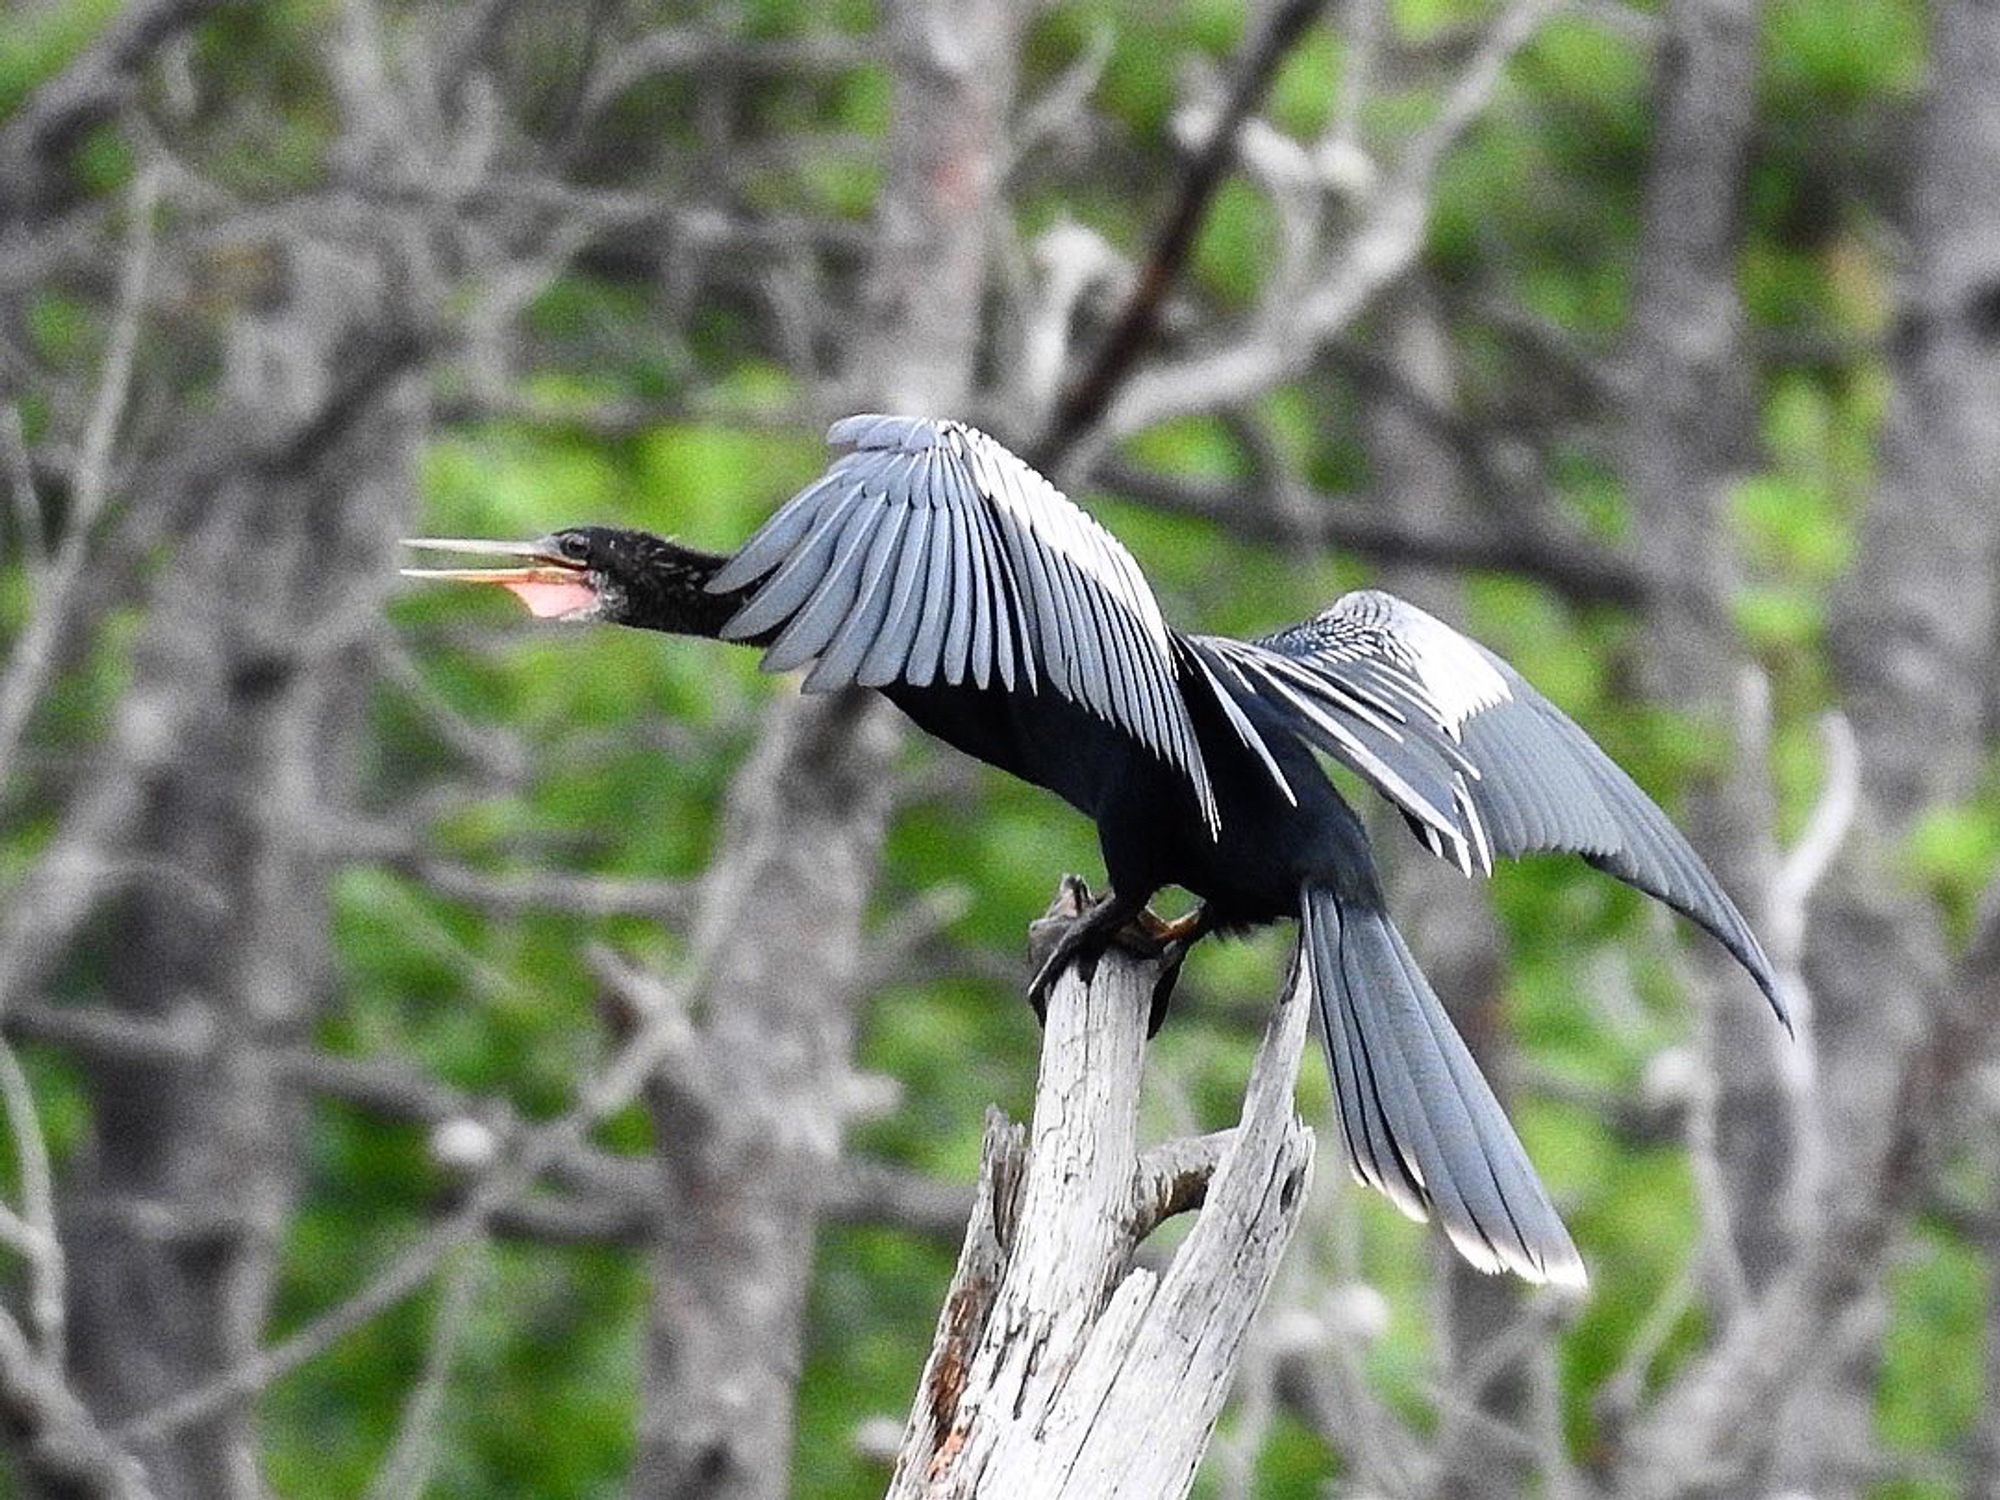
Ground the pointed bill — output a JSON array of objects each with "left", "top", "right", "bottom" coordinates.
[{"left": 399, "top": 538, "right": 601, "bottom": 619}]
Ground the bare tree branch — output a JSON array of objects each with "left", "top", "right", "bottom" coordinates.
[
  {"left": 362, "top": 1246, "right": 485, "bottom": 1500},
  {"left": 0, "top": 1307, "right": 156, "bottom": 1500},
  {"left": 1088, "top": 0, "right": 1555, "bottom": 450},
  {"left": 0, "top": 166, "right": 159, "bottom": 787},
  {"left": 405, "top": 859, "right": 697, "bottom": 923},
  {"left": 1130, "top": 1130, "right": 1234, "bottom": 1241},
  {"left": 112, "top": 912, "right": 719, "bottom": 1448},
  {"left": 0, "top": 1037, "right": 65, "bottom": 1368},
  {"left": 1098, "top": 458, "right": 1652, "bottom": 609},
  {"left": 0, "top": 772, "right": 152, "bottom": 1027},
  {"left": 574, "top": 25, "right": 873, "bottom": 137},
  {"left": 628, "top": 689, "right": 903, "bottom": 1498},
  {"left": 0, "top": 0, "right": 226, "bottom": 219},
  {"left": 2, "top": 403, "right": 43, "bottom": 563},
  {"left": 0, "top": 1019, "right": 973, "bottom": 1246},
  {"left": 1764, "top": 711, "right": 1860, "bottom": 976},
  {"left": 1035, "top": 0, "right": 1328, "bottom": 463}
]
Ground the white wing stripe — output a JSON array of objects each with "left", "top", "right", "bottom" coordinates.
[
  {"left": 1196, "top": 639, "right": 1455, "bottom": 830},
  {"left": 1182, "top": 645, "right": 1299, "bottom": 807},
  {"left": 707, "top": 471, "right": 842, "bottom": 592},
  {"left": 973, "top": 496, "right": 1030, "bottom": 694},
  {"left": 904, "top": 502, "right": 955, "bottom": 688},
  {"left": 807, "top": 500, "right": 910, "bottom": 689},
  {"left": 1253, "top": 652, "right": 1411, "bottom": 742}
]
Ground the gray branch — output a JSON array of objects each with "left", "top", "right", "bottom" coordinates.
[
  {"left": 0, "top": 1308, "right": 156, "bottom": 1500},
  {"left": 0, "top": 0, "right": 227, "bottom": 220},
  {"left": 1098, "top": 458, "right": 1652, "bottom": 610}
]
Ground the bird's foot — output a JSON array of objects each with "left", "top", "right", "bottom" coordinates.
[
  {"left": 1140, "top": 906, "right": 1212, "bottom": 1035},
  {"left": 1129, "top": 906, "right": 1205, "bottom": 950},
  {"left": 1025, "top": 878, "right": 1144, "bottom": 1023},
  {"left": 1025, "top": 884, "right": 1208, "bottom": 1027}
]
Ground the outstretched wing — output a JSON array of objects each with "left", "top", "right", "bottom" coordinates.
[
  {"left": 708, "top": 414, "right": 1216, "bottom": 826},
  {"left": 1195, "top": 590, "right": 1784, "bottom": 1021}
]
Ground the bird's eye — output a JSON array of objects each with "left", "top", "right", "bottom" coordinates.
[{"left": 556, "top": 534, "right": 590, "bottom": 562}]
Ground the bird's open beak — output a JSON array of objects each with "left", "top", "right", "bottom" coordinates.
[{"left": 400, "top": 538, "right": 600, "bottom": 619}]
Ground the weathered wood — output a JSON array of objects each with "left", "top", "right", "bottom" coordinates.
[
  {"left": 59, "top": 230, "right": 421, "bottom": 1500},
  {"left": 630, "top": 691, "right": 900, "bottom": 1500},
  {"left": 889, "top": 884, "right": 1315, "bottom": 1498}
]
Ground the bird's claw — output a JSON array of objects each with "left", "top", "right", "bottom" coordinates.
[
  {"left": 1024, "top": 877, "right": 1140, "bottom": 1024},
  {"left": 1130, "top": 906, "right": 1204, "bottom": 949},
  {"left": 1026, "top": 945, "right": 1094, "bottom": 1023},
  {"left": 1024, "top": 885, "right": 1205, "bottom": 1027}
]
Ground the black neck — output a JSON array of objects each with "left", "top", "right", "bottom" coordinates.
[{"left": 615, "top": 540, "right": 752, "bottom": 640}]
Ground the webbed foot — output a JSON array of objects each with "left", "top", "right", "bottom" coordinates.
[
  {"left": 1025, "top": 878, "right": 1144, "bottom": 1021},
  {"left": 1025, "top": 884, "right": 1211, "bottom": 1027},
  {"left": 1140, "top": 906, "right": 1212, "bottom": 1035}
]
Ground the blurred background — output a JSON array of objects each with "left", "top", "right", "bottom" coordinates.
[{"left": 1, "top": 0, "right": 1994, "bottom": 1495}]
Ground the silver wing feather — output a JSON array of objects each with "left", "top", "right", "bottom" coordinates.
[
  {"left": 709, "top": 415, "right": 1218, "bottom": 828},
  {"left": 1208, "top": 590, "right": 1784, "bottom": 1020}
]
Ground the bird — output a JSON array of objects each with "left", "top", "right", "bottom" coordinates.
[{"left": 403, "top": 413, "right": 1787, "bottom": 1288}]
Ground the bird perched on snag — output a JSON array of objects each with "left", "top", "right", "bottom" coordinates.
[{"left": 404, "top": 414, "right": 1787, "bottom": 1289}]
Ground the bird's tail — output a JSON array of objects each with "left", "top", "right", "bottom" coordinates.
[{"left": 1299, "top": 880, "right": 1586, "bottom": 1288}]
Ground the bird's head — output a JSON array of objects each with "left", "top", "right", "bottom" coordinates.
[{"left": 401, "top": 527, "right": 739, "bottom": 636}]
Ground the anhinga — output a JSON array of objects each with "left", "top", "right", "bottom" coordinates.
[{"left": 405, "top": 414, "right": 1786, "bottom": 1288}]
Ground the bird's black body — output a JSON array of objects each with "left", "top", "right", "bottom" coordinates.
[
  {"left": 885, "top": 673, "right": 1364, "bottom": 931},
  {"left": 405, "top": 414, "right": 1788, "bottom": 1289}
]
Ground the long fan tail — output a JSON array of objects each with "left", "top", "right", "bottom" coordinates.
[{"left": 1300, "top": 881, "right": 1586, "bottom": 1288}]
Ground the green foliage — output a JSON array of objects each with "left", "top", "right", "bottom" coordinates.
[
  {"left": 1033, "top": 0, "right": 1238, "bottom": 139},
  {"left": 1876, "top": 1226, "right": 1984, "bottom": 1500},
  {"left": 425, "top": 430, "right": 623, "bottom": 538},
  {"left": 1239, "top": 1408, "right": 1338, "bottom": 1497},
  {"left": 1393, "top": 0, "right": 1502, "bottom": 39},
  {"left": 798, "top": 1227, "right": 958, "bottom": 1498},
  {"left": 1124, "top": 414, "right": 1251, "bottom": 482},
  {"left": 1906, "top": 798, "right": 2000, "bottom": 942},
  {"left": 1266, "top": 23, "right": 1342, "bottom": 137},
  {"left": 636, "top": 424, "right": 829, "bottom": 546},
  {"left": 1764, "top": 0, "right": 1925, "bottom": 105},
  {"left": 27, "top": 292, "right": 93, "bottom": 366},
  {"left": 73, "top": 126, "right": 133, "bottom": 193},
  {"left": 1192, "top": 177, "right": 1278, "bottom": 305},
  {"left": 1732, "top": 472, "right": 1850, "bottom": 582},
  {"left": 0, "top": 0, "right": 124, "bottom": 117},
  {"left": 1731, "top": 581, "right": 1822, "bottom": 654},
  {"left": 743, "top": 0, "right": 879, "bottom": 36},
  {"left": 0, "top": 0, "right": 1951, "bottom": 1493},
  {"left": 1431, "top": 15, "right": 1649, "bottom": 329}
]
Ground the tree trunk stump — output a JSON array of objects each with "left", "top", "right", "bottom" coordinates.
[{"left": 889, "top": 879, "right": 1315, "bottom": 1498}]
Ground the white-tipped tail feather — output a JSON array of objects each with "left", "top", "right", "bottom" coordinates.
[{"left": 1300, "top": 882, "right": 1587, "bottom": 1289}]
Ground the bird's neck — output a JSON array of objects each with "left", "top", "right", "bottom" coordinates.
[{"left": 619, "top": 541, "right": 752, "bottom": 640}]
